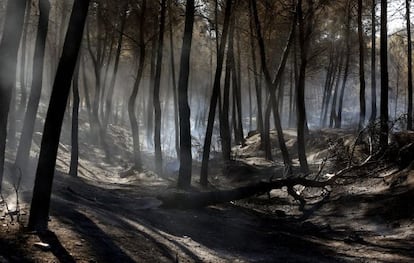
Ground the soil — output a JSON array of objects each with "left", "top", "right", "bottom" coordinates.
[{"left": 0, "top": 127, "right": 413, "bottom": 262}]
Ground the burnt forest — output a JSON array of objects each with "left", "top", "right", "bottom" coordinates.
[{"left": 0, "top": 0, "right": 413, "bottom": 262}]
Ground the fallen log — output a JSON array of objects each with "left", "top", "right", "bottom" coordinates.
[
  {"left": 158, "top": 177, "right": 334, "bottom": 209},
  {"left": 158, "top": 156, "right": 373, "bottom": 209}
]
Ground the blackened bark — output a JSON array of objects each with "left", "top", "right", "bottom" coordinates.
[
  {"left": 15, "top": 0, "right": 50, "bottom": 171},
  {"left": 82, "top": 56, "right": 94, "bottom": 133},
  {"left": 296, "top": 0, "right": 313, "bottom": 174},
  {"left": 379, "top": 0, "right": 389, "bottom": 148},
  {"left": 278, "top": 72, "right": 285, "bottom": 119},
  {"left": 200, "top": 0, "right": 233, "bottom": 186},
  {"left": 0, "top": 0, "right": 27, "bottom": 191},
  {"left": 69, "top": 58, "right": 81, "bottom": 177},
  {"left": 235, "top": 27, "right": 244, "bottom": 145},
  {"left": 288, "top": 57, "right": 296, "bottom": 128},
  {"left": 321, "top": 46, "right": 337, "bottom": 127},
  {"left": 128, "top": 0, "right": 146, "bottom": 170},
  {"left": 251, "top": 0, "right": 293, "bottom": 170},
  {"left": 17, "top": 1, "right": 32, "bottom": 118},
  {"left": 168, "top": 0, "right": 180, "bottom": 158},
  {"left": 249, "top": 13, "right": 264, "bottom": 139},
  {"left": 370, "top": 0, "right": 377, "bottom": 122},
  {"left": 219, "top": 17, "right": 233, "bottom": 162},
  {"left": 406, "top": 0, "right": 413, "bottom": 130},
  {"left": 103, "top": 2, "right": 128, "bottom": 130},
  {"left": 248, "top": 56, "right": 253, "bottom": 131},
  {"left": 176, "top": 0, "right": 195, "bottom": 189},
  {"left": 28, "top": 0, "right": 90, "bottom": 231},
  {"left": 85, "top": 17, "right": 109, "bottom": 156},
  {"left": 153, "top": 0, "right": 166, "bottom": 174},
  {"left": 337, "top": 1, "right": 351, "bottom": 128},
  {"left": 358, "top": 0, "right": 366, "bottom": 129},
  {"left": 146, "top": 22, "right": 158, "bottom": 148},
  {"left": 329, "top": 51, "right": 344, "bottom": 128}
]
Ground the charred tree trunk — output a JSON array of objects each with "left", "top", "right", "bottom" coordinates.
[
  {"left": 153, "top": 0, "right": 167, "bottom": 174},
  {"left": 82, "top": 56, "right": 94, "bottom": 134},
  {"left": 406, "top": 0, "right": 413, "bottom": 130},
  {"left": 329, "top": 51, "right": 344, "bottom": 128},
  {"left": 200, "top": 0, "right": 232, "bottom": 186},
  {"left": 379, "top": 0, "right": 389, "bottom": 149},
  {"left": 321, "top": 47, "right": 338, "bottom": 128},
  {"left": 17, "top": 0, "right": 32, "bottom": 118},
  {"left": 370, "top": 0, "right": 377, "bottom": 122},
  {"left": 248, "top": 56, "right": 253, "bottom": 131},
  {"left": 103, "top": 2, "right": 128, "bottom": 131},
  {"left": 69, "top": 58, "right": 81, "bottom": 177},
  {"left": 219, "top": 17, "right": 233, "bottom": 162},
  {"left": 176, "top": 0, "right": 195, "bottom": 189},
  {"left": 251, "top": 0, "right": 294, "bottom": 170},
  {"left": 101, "top": 34, "right": 115, "bottom": 101},
  {"left": 168, "top": 0, "right": 180, "bottom": 158},
  {"left": 249, "top": 12, "right": 264, "bottom": 140},
  {"left": 235, "top": 27, "right": 244, "bottom": 145},
  {"left": 230, "top": 21, "right": 242, "bottom": 146},
  {"left": 86, "top": 17, "right": 109, "bottom": 158},
  {"left": 358, "top": 0, "right": 366, "bottom": 129},
  {"left": 28, "top": 0, "right": 90, "bottom": 231},
  {"left": 288, "top": 58, "right": 296, "bottom": 128},
  {"left": 337, "top": 1, "right": 351, "bottom": 128},
  {"left": 289, "top": 41, "right": 298, "bottom": 128},
  {"left": 15, "top": 0, "right": 51, "bottom": 171},
  {"left": 0, "top": 0, "right": 28, "bottom": 191},
  {"left": 380, "top": 0, "right": 388, "bottom": 150},
  {"left": 296, "top": 0, "right": 313, "bottom": 174},
  {"left": 146, "top": 22, "right": 158, "bottom": 149},
  {"left": 128, "top": 0, "right": 146, "bottom": 170},
  {"left": 278, "top": 73, "right": 285, "bottom": 121},
  {"left": 9, "top": 78, "right": 17, "bottom": 151}
]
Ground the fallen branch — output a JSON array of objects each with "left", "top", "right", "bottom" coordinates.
[{"left": 158, "top": 155, "right": 372, "bottom": 209}]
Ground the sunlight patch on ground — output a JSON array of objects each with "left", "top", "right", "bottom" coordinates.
[{"left": 119, "top": 216, "right": 233, "bottom": 263}]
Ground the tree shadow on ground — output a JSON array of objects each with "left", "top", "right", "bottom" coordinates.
[
  {"left": 52, "top": 176, "right": 342, "bottom": 262},
  {"left": 51, "top": 190, "right": 187, "bottom": 262},
  {"left": 38, "top": 231, "right": 76, "bottom": 263},
  {"left": 51, "top": 200, "right": 135, "bottom": 263},
  {"left": 128, "top": 206, "right": 342, "bottom": 262},
  {"left": 0, "top": 234, "right": 32, "bottom": 262},
  {"left": 36, "top": 170, "right": 414, "bottom": 262}
]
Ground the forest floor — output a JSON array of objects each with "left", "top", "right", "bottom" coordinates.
[{"left": 0, "top": 124, "right": 414, "bottom": 262}]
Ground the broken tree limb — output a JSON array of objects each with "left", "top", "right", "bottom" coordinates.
[
  {"left": 158, "top": 155, "right": 374, "bottom": 209},
  {"left": 158, "top": 178, "right": 334, "bottom": 209}
]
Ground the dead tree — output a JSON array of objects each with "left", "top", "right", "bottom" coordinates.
[
  {"left": 0, "top": 0, "right": 27, "bottom": 192},
  {"left": 15, "top": 0, "right": 51, "bottom": 171},
  {"left": 103, "top": 1, "right": 128, "bottom": 131},
  {"left": 296, "top": 0, "right": 313, "bottom": 173},
  {"left": 200, "top": 0, "right": 233, "bottom": 186},
  {"left": 28, "top": 0, "right": 90, "bottom": 232},
  {"left": 358, "top": 0, "right": 366, "bottom": 129},
  {"left": 69, "top": 57, "right": 81, "bottom": 177},
  {"left": 176, "top": 0, "right": 196, "bottom": 189},
  {"left": 153, "top": 0, "right": 167, "bottom": 174},
  {"left": 370, "top": 0, "right": 377, "bottom": 123},
  {"left": 250, "top": 0, "right": 293, "bottom": 170},
  {"left": 406, "top": 0, "right": 413, "bottom": 130},
  {"left": 379, "top": 0, "right": 389, "bottom": 149},
  {"left": 128, "top": 0, "right": 146, "bottom": 170}
]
